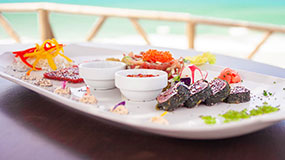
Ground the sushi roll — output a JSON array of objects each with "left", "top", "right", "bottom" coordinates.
[
  {"left": 224, "top": 86, "right": 250, "bottom": 104},
  {"left": 156, "top": 82, "right": 190, "bottom": 111},
  {"left": 204, "top": 78, "right": 230, "bottom": 106},
  {"left": 184, "top": 80, "right": 212, "bottom": 108}
]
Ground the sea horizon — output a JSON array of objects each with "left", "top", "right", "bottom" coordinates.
[
  {"left": 0, "top": 0, "right": 285, "bottom": 41},
  {"left": 0, "top": 0, "right": 284, "bottom": 68}
]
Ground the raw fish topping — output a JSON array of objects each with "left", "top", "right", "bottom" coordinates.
[
  {"left": 43, "top": 65, "right": 83, "bottom": 83},
  {"left": 121, "top": 50, "right": 184, "bottom": 79}
]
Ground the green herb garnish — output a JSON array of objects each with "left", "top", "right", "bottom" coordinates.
[
  {"left": 263, "top": 90, "right": 273, "bottom": 96},
  {"left": 200, "top": 116, "right": 216, "bottom": 124},
  {"left": 183, "top": 59, "right": 190, "bottom": 63},
  {"left": 172, "top": 75, "right": 181, "bottom": 82},
  {"left": 121, "top": 56, "right": 133, "bottom": 65},
  {"left": 273, "top": 81, "right": 276, "bottom": 84},
  {"left": 250, "top": 104, "right": 279, "bottom": 115},
  {"left": 263, "top": 90, "right": 268, "bottom": 96}
]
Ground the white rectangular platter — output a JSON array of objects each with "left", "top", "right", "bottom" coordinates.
[{"left": 0, "top": 44, "right": 285, "bottom": 139}]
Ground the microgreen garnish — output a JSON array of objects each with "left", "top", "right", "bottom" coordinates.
[
  {"left": 263, "top": 90, "right": 273, "bottom": 96},
  {"left": 263, "top": 90, "right": 268, "bottom": 96},
  {"left": 183, "top": 59, "right": 190, "bottom": 63},
  {"left": 172, "top": 75, "right": 181, "bottom": 82}
]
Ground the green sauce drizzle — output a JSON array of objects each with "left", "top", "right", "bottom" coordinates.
[
  {"left": 200, "top": 116, "right": 216, "bottom": 125},
  {"left": 220, "top": 109, "right": 250, "bottom": 123},
  {"left": 250, "top": 103, "right": 279, "bottom": 116},
  {"left": 201, "top": 103, "right": 280, "bottom": 124}
]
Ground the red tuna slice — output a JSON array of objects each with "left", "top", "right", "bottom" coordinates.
[{"left": 43, "top": 65, "right": 84, "bottom": 83}]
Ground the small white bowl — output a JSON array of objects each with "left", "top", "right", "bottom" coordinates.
[
  {"left": 79, "top": 61, "right": 126, "bottom": 89},
  {"left": 115, "top": 69, "right": 168, "bottom": 101}
]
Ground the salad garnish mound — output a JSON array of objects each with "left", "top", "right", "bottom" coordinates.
[
  {"left": 12, "top": 38, "right": 73, "bottom": 75},
  {"left": 121, "top": 49, "right": 184, "bottom": 79}
]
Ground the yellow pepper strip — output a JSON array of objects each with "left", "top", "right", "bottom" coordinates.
[
  {"left": 160, "top": 111, "right": 168, "bottom": 117},
  {"left": 58, "top": 53, "right": 72, "bottom": 62},
  {"left": 46, "top": 54, "right": 57, "bottom": 70},
  {"left": 27, "top": 56, "right": 41, "bottom": 75}
]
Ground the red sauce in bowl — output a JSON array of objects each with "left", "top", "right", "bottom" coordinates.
[{"left": 127, "top": 74, "right": 159, "bottom": 78}]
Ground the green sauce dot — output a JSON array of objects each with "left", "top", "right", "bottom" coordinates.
[{"left": 200, "top": 116, "right": 216, "bottom": 125}]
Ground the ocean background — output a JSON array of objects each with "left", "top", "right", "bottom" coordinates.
[
  {"left": 1, "top": 0, "right": 285, "bottom": 41},
  {"left": 0, "top": 0, "right": 285, "bottom": 68}
]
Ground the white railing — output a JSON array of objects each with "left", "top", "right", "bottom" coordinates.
[{"left": 0, "top": 2, "right": 285, "bottom": 59}]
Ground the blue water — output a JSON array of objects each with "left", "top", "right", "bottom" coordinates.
[{"left": 1, "top": 0, "right": 285, "bottom": 41}]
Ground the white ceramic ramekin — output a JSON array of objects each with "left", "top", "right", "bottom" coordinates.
[
  {"left": 79, "top": 61, "right": 126, "bottom": 89},
  {"left": 115, "top": 69, "right": 168, "bottom": 101}
]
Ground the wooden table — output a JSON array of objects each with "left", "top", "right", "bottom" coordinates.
[{"left": 0, "top": 43, "right": 285, "bottom": 160}]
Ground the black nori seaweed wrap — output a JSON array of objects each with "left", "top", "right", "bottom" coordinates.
[
  {"left": 204, "top": 78, "right": 230, "bottom": 106},
  {"left": 156, "top": 82, "right": 190, "bottom": 111},
  {"left": 184, "top": 80, "right": 212, "bottom": 108},
  {"left": 224, "top": 86, "right": 250, "bottom": 103}
]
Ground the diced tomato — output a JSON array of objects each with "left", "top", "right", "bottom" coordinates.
[
  {"left": 218, "top": 68, "right": 242, "bottom": 84},
  {"left": 225, "top": 75, "right": 232, "bottom": 83},
  {"left": 231, "top": 74, "right": 241, "bottom": 83}
]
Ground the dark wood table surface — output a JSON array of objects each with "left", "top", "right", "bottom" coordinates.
[
  {"left": 1, "top": 77, "right": 285, "bottom": 160},
  {"left": 0, "top": 44, "right": 285, "bottom": 160}
]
